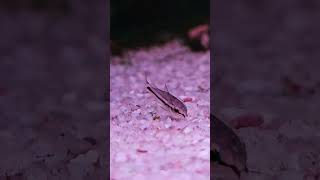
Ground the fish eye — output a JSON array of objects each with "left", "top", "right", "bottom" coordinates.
[{"left": 174, "top": 108, "right": 179, "bottom": 113}]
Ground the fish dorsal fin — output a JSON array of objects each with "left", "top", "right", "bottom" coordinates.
[
  {"left": 165, "top": 83, "right": 170, "bottom": 93},
  {"left": 164, "top": 83, "right": 176, "bottom": 105}
]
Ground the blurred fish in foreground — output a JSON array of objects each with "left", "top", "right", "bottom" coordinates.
[{"left": 211, "top": 114, "right": 248, "bottom": 179}]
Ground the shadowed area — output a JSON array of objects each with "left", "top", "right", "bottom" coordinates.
[
  {"left": 111, "top": 0, "right": 209, "bottom": 54},
  {"left": 0, "top": 0, "right": 108, "bottom": 179},
  {"left": 213, "top": 0, "right": 320, "bottom": 179}
]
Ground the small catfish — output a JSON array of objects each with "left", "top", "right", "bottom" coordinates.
[{"left": 145, "top": 75, "right": 188, "bottom": 119}]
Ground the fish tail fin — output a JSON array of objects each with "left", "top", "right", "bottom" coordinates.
[{"left": 165, "top": 83, "right": 170, "bottom": 93}]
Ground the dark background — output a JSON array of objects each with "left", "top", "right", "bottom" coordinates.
[
  {"left": 212, "top": 0, "right": 320, "bottom": 119},
  {"left": 111, "top": 0, "right": 209, "bottom": 54}
]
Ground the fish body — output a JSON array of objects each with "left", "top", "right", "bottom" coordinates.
[{"left": 145, "top": 76, "right": 187, "bottom": 118}]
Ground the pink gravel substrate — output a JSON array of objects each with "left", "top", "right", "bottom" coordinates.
[{"left": 110, "top": 41, "right": 210, "bottom": 180}]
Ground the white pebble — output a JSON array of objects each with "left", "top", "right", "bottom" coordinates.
[
  {"left": 197, "top": 100, "right": 208, "bottom": 106},
  {"left": 164, "top": 123, "right": 172, "bottom": 129},
  {"left": 183, "top": 127, "right": 192, "bottom": 134},
  {"left": 198, "top": 149, "right": 210, "bottom": 159},
  {"left": 136, "top": 93, "right": 144, "bottom": 97},
  {"left": 115, "top": 152, "right": 127, "bottom": 162}
]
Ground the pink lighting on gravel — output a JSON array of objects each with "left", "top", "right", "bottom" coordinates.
[{"left": 110, "top": 41, "right": 210, "bottom": 180}]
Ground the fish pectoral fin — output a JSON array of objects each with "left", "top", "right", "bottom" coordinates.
[{"left": 157, "top": 102, "right": 171, "bottom": 112}]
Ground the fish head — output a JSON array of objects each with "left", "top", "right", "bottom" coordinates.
[{"left": 172, "top": 103, "right": 188, "bottom": 118}]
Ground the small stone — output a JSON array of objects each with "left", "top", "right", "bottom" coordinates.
[
  {"left": 183, "top": 97, "right": 193, "bottom": 102},
  {"left": 164, "top": 123, "right": 172, "bottom": 129},
  {"left": 197, "top": 100, "right": 208, "bottom": 106},
  {"left": 115, "top": 152, "right": 127, "bottom": 163},
  {"left": 136, "top": 149, "right": 148, "bottom": 153},
  {"left": 153, "top": 115, "right": 160, "bottom": 121},
  {"left": 198, "top": 149, "right": 209, "bottom": 159},
  {"left": 136, "top": 93, "right": 144, "bottom": 97},
  {"left": 183, "top": 127, "right": 192, "bottom": 134}
]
